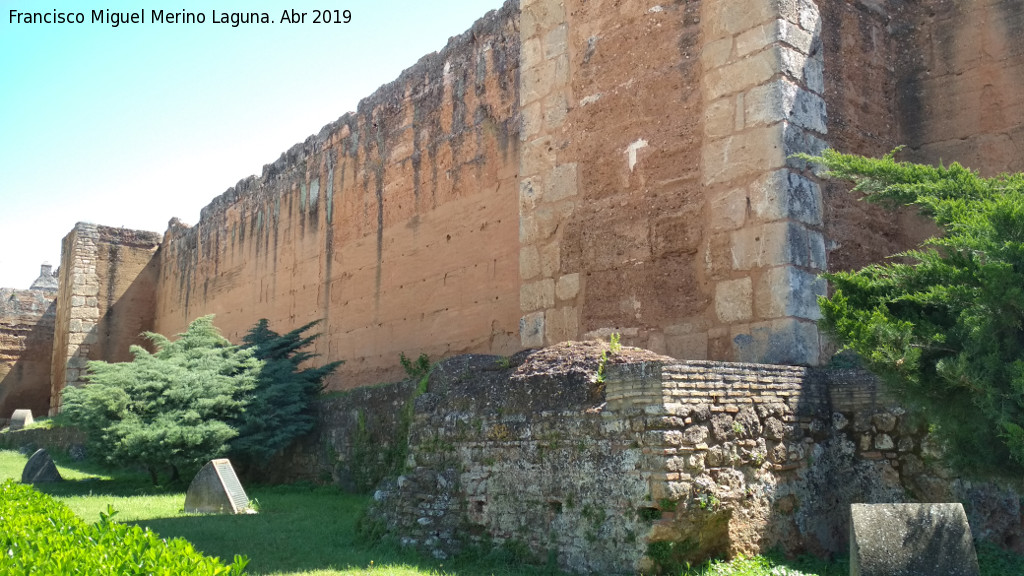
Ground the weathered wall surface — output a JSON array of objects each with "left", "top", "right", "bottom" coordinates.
[
  {"left": 818, "top": 0, "right": 922, "bottom": 273},
  {"left": 895, "top": 0, "right": 1024, "bottom": 175},
  {"left": 819, "top": 0, "right": 1024, "bottom": 273},
  {"left": 367, "top": 348, "right": 1024, "bottom": 574},
  {"left": 154, "top": 4, "right": 522, "bottom": 389},
  {"left": 30, "top": 0, "right": 1024, "bottom": 399},
  {"left": 251, "top": 379, "right": 417, "bottom": 491},
  {"left": 49, "top": 224, "right": 161, "bottom": 413},
  {"left": 0, "top": 268, "right": 57, "bottom": 419}
]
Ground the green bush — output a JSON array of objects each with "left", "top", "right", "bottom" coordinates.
[
  {"left": 63, "top": 316, "right": 262, "bottom": 484},
  {"left": 230, "top": 319, "right": 342, "bottom": 470},
  {"left": 802, "top": 149, "right": 1024, "bottom": 474},
  {"left": 0, "top": 479, "right": 248, "bottom": 575}
]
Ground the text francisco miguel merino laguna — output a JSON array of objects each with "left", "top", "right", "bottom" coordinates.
[{"left": 9, "top": 8, "right": 352, "bottom": 27}]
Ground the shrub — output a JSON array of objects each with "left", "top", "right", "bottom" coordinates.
[
  {"left": 63, "top": 316, "right": 262, "bottom": 484},
  {"left": 802, "top": 148, "right": 1024, "bottom": 473},
  {"left": 0, "top": 479, "right": 248, "bottom": 575},
  {"left": 230, "top": 319, "right": 342, "bottom": 469}
]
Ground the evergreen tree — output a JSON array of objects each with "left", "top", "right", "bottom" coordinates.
[
  {"left": 62, "top": 316, "right": 261, "bottom": 484},
  {"left": 229, "top": 319, "right": 342, "bottom": 468},
  {"left": 802, "top": 148, "right": 1024, "bottom": 474}
]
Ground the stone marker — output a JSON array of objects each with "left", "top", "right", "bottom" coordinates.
[
  {"left": 21, "top": 449, "right": 63, "bottom": 484},
  {"left": 9, "top": 409, "right": 33, "bottom": 431},
  {"left": 184, "top": 459, "right": 253, "bottom": 514},
  {"left": 850, "top": 503, "right": 979, "bottom": 576}
]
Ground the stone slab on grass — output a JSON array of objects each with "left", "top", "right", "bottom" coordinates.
[
  {"left": 21, "top": 448, "right": 63, "bottom": 484},
  {"left": 850, "top": 503, "right": 979, "bottom": 576},
  {"left": 184, "top": 459, "right": 253, "bottom": 515},
  {"left": 9, "top": 409, "right": 33, "bottom": 431}
]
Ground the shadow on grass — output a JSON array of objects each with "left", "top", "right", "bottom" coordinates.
[
  {"left": 134, "top": 486, "right": 566, "bottom": 576},
  {"left": 33, "top": 455, "right": 189, "bottom": 499}
]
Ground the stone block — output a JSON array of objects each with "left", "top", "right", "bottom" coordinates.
[
  {"left": 715, "top": 278, "right": 753, "bottom": 323},
  {"left": 184, "top": 459, "right": 253, "bottom": 514},
  {"left": 850, "top": 503, "right": 979, "bottom": 576},
  {"left": 520, "top": 203, "right": 567, "bottom": 244},
  {"left": 735, "top": 19, "right": 815, "bottom": 58},
  {"left": 744, "top": 79, "right": 827, "bottom": 134},
  {"left": 544, "top": 24, "right": 568, "bottom": 59},
  {"left": 521, "top": 102, "right": 543, "bottom": 140},
  {"left": 755, "top": 266, "right": 826, "bottom": 320},
  {"left": 544, "top": 93, "right": 569, "bottom": 128},
  {"left": 521, "top": 279, "right": 556, "bottom": 312},
  {"left": 555, "top": 273, "right": 580, "bottom": 301},
  {"left": 794, "top": 0, "right": 821, "bottom": 34},
  {"left": 748, "top": 169, "right": 823, "bottom": 226},
  {"left": 704, "top": 97, "right": 735, "bottom": 140},
  {"left": 784, "top": 123, "right": 828, "bottom": 164},
  {"left": 703, "top": 0, "right": 778, "bottom": 40},
  {"left": 547, "top": 163, "right": 578, "bottom": 202},
  {"left": 704, "top": 48, "right": 780, "bottom": 100},
  {"left": 545, "top": 306, "right": 579, "bottom": 344},
  {"left": 521, "top": 136, "right": 554, "bottom": 177},
  {"left": 733, "top": 318, "right": 820, "bottom": 365},
  {"left": 666, "top": 333, "right": 709, "bottom": 360},
  {"left": 709, "top": 186, "right": 747, "bottom": 231},
  {"left": 69, "top": 307, "right": 100, "bottom": 320},
  {"left": 731, "top": 221, "right": 803, "bottom": 270},
  {"left": 520, "top": 245, "right": 541, "bottom": 280},
  {"left": 700, "top": 37, "right": 734, "bottom": 70},
  {"left": 522, "top": 0, "right": 566, "bottom": 33},
  {"left": 520, "top": 311, "right": 545, "bottom": 348},
  {"left": 702, "top": 126, "right": 786, "bottom": 187},
  {"left": 9, "top": 409, "right": 33, "bottom": 431},
  {"left": 520, "top": 175, "right": 541, "bottom": 211},
  {"left": 520, "top": 61, "right": 553, "bottom": 106},
  {"left": 521, "top": 37, "right": 544, "bottom": 69},
  {"left": 809, "top": 230, "right": 826, "bottom": 271},
  {"left": 539, "top": 241, "right": 561, "bottom": 277},
  {"left": 22, "top": 449, "right": 62, "bottom": 484}
]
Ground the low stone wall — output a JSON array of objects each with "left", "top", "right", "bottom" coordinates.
[
  {"left": 255, "top": 379, "right": 417, "bottom": 491},
  {"left": 366, "top": 350, "right": 1024, "bottom": 574},
  {"left": 0, "top": 425, "right": 85, "bottom": 457}
]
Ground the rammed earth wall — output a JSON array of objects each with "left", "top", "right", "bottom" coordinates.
[
  {"left": 0, "top": 286, "right": 56, "bottom": 420},
  {"left": 24, "top": 0, "right": 1024, "bottom": 427},
  {"left": 366, "top": 352, "right": 1024, "bottom": 574}
]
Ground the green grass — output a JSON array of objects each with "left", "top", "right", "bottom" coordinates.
[
  {"left": 0, "top": 450, "right": 558, "bottom": 576},
  {"left": 3, "top": 449, "right": 1023, "bottom": 576}
]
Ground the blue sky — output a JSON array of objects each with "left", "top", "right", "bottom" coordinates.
[{"left": 0, "top": 0, "right": 508, "bottom": 288}]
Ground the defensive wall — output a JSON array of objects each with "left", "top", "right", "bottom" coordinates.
[
  {"left": 0, "top": 0, "right": 1020, "bottom": 420},
  {"left": 0, "top": 265, "right": 58, "bottom": 420}
]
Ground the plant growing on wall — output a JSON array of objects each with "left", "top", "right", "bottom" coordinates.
[
  {"left": 62, "top": 316, "right": 262, "bottom": 484},
  {"left": 229, "top": 319, "right": 343, "bottom": 470},
  {"left": 801, "top": 148, "right": 1024, "bottom": 474}
]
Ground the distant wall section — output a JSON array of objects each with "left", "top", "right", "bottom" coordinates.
[
  {"left": 0, "top": 267, "right": 57, "bottom": 419},
  {"left": 49, "top": 224, "right": 161, "bottom": 414}
]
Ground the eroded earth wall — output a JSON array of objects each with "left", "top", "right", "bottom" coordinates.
[
  {"left": 0, "top": 278, "right": 56, "bottom": 420},
  {"left": 35, "top": 0, "right": 1024, "bottom": 396},
  {"left": 153, "top": 4, "right": 522, "bottom": 389},
  {"left": 820, "top": 0, "right": 1024, "bottom": 273}
]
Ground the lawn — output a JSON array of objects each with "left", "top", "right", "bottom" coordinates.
[
  {"left": 3, "top": 449, "right": 1022, "bottom": 575},
  {"left": 0, "top": 450, "right": 556, "bottom": 576}
]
